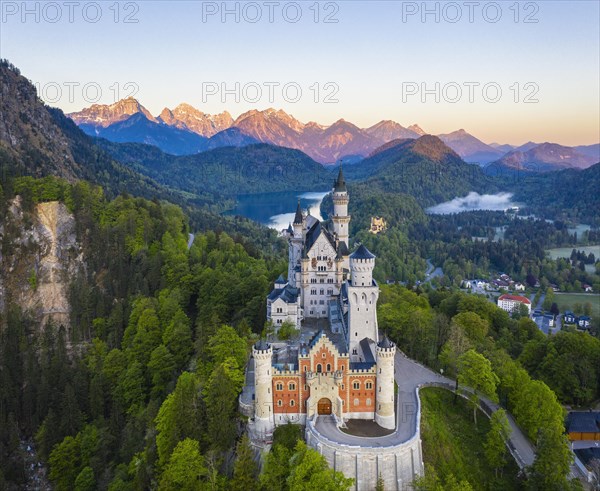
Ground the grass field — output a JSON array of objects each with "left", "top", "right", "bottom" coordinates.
[
  {"left": 419, "top": 387, "right": 521, "bottom": 491},
  {"left": 554, "top": 293, "right": 600, "bottom": 319},
  {"left": 546, "top": 245, "right": 600, "bottom": 260}
]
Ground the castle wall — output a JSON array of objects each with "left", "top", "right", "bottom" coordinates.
[{"left": 305, "top": 420, "right": 423, "bottom": 491}]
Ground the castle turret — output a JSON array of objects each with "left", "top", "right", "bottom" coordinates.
[
  {"left": 332, "top": 165, "right": 350, "bottom": 249},
  {"left": 347, "top": 245, "right": 379, "bottom": 361},
  {"left": 350, "top": 245, "right": 375, "bottom": 287},
  {"left": 253, "top": 340, "right": 274, "bottom": 434},
  {"left": 375, "top": 336, "right": 396, "bottom": 429}
]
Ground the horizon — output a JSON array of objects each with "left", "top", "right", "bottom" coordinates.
[{"left": 2, "top": 1, "right": 599, "bottom": 146}]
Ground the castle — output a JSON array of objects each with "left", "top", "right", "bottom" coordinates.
[{"left": 253, "top": 167, "right": 396, "bottom": 433}]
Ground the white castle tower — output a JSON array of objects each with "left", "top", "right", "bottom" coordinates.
[
  {"left": 288, "top": 201, "right": 304, "bottom": 287},
  {"left": 331, "top": 166, "right": 350, "bottom": 249},
  {"left": 375, "top": 337, "right": 396, "bottom": 429},
  {"left": 253, "top": 340, "right": 274, "bottom": 434},
  {"left": 347, "top": 245, "right": 379, "bottom": 362}
]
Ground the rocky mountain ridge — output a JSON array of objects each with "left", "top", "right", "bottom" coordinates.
[{"left": 67, "top": 97, "right": 600, "bottom": 168}]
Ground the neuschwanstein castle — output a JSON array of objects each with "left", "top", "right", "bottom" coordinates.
[{"left": 252, "top": 167, "right": 397, "bottom": 432}]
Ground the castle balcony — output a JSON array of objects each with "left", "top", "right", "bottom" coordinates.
[{"left": 306, "top": 371, "right": 317, "bottom": 382}]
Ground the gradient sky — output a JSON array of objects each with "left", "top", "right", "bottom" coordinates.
[{"left": 2, "top": 1, "right": 599, "bottom": 145}]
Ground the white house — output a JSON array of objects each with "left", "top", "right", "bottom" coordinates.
[{"left": 497, "top": 294, "right": 532, "bottom": 314}]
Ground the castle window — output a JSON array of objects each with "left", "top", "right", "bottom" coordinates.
[
  {"left": 288, "top": 382, "right": 296, "bottom": 391},
  {"left": 322, "top": 353, "right": 326, "bottom": 358},
  {"left": 341, "top": 384, "right": 345, "bottom": 390},
  {"left": 319, "top": 300, "right": 325, "bottom": 305},
  {"left": 277, "top": 400, "right": 283, "bottom": 407},
  {"left": 353, "top": 398, "right": 359, "bottom": 406},
  {"left": 303, "top": 366, "right": 307, "bottom": 372},
  {"left": 311, "top": 278, "right": 317, "bottom": 284},
  {"left": 355, "top": 332, "right": 358, "bottom": 337},
  {"left": 352, "top": 349, "right": 357, "bottom": 355},
  {"left": 317, "top": 364, "right": 322, "bottom": 373},
  {"left": 328, "top": 289, "right": 333, "bottom": 295},
  {"left": 311, "top": 289, "right": 317, "bottom": 295},
  {"left": 320, "top": 289, "right": 324, "bottom": 295},
  {"left": 276, "top": 382, "right": 283, "bottom": 391},
  {"left": 326, "top": 364, "right": 331, "bottom": 372},
  {"left": 353, "top": 381, "right": 360, "bottom": 390},
  {"left": 367, "top": 398, "right": 372, "bottom": 406},
  {"left": 320, "top": 278, "right": 325, "bottom": 283},
  {"left": 365, "top": 381, "right": 373, "bottom": 389},
  {"left": 290, "top": 399, "right": 295, "bottom": 407}
]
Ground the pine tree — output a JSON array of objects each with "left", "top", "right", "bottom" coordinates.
[{"left": 231, "top": 434, "right": 259, "bottom": 491}]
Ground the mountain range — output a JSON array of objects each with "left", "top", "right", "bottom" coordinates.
[
  {"left": 68, "top": 98, "right": 599, "bottom": 169},
  {"left": 490, "top": 142, "right": 598, "bottom": 172}
]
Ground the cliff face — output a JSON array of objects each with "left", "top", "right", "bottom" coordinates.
[{"left": 0, "top": 198, "right": 84, "bottom": 332}]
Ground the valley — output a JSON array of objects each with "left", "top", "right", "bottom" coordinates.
[{"left": 0, "top": 44, "right": 599, "bottom": 491}]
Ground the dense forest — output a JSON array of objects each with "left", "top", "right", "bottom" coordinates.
[
  {"left": 0, "top": 176, "right": 282, "bottom": 489},
  {"left": 378, "top": 285, "right": 599, "bottom": 490}
]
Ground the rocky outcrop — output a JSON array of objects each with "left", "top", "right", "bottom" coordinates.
[{"left": 0, "top": 198, "right": 84, "bottom": 332}]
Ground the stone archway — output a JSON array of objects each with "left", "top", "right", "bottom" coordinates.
[{"left": 318, "top": 398, "right": 332, "bottom": 415}]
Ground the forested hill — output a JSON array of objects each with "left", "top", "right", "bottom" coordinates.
[
  {"left": 98, "top": 139, "right": 332, "bottom": 197},
  {"left": 508, "top": 163, "right": 600, "bottom": 225},
  {"left": 0, "top": 60, "right": 170, "bottom": 202},
  {"left": 0, "top": 175, "right": 287, "bottom": 489},
  {"left": 0, "top": 60, "right": 289, "bottom": 251},
  {"left": 343, "top": 136, "right": 497, "bottom": 207}
]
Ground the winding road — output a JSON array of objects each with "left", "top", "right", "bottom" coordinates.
[{"left": 314, "top": 351, "right": 536, "bottom": 468}]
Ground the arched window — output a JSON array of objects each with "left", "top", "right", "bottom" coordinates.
[
  {"left": 366, "top": 398, "right": 372, "bottom": 406},
  {"left": 277, "top": 400, "right": 283, "bottom": 407},
  {"left": 365, "top": 381, "right": 373, "bottom": 390},
  {"left": 353, "top": 398, "right": 359, "bottom": 406},
  {"left": 290, "top": 399, "right": 295, "bottom": 407},
  {"left": 326, "top": 364, "right": 331, "bottom": 372},
  {"left": 288, "top": 382, "right": 296, "bottom": 391},
  {"left": 353, "top": 381, "right": 360, "bottom": 390},
  {"left": 317, "top": 364, "right": 322, "bottom": 373},
  {"left": 276, "top": 382, "right": 283, "bottom": 391}
]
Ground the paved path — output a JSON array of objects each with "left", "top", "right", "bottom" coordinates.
[{"left": 314, "top": 352, "right": 536, "bottom": 468}]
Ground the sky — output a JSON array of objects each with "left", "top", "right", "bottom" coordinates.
[{"left": 1, "top": 0, "right": 599, "bottom": 145}]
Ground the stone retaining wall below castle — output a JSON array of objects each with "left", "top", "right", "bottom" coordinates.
[{"left": 305, "top": 417, "right": 423, "bottom": 491}]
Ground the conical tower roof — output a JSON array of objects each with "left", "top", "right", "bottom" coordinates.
[
  {"left": 333, "top": 164, "right": 347, "bottom": 193},
  {"left": 293, "top": 200, "right": 303, "bottom": 225},
  {"left": 350, "top": 244, "right": 376, "bottom": 260}
]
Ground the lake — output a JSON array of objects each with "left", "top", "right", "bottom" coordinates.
[{"left": 224, "top": 191, "right": 330, "bottom": 230}]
